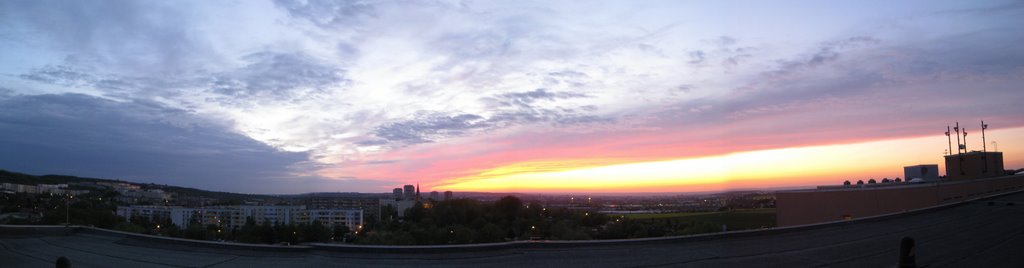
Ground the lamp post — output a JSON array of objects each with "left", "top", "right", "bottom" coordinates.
[{"left": 65, "top": 194, "right": 72, "bottom": 226}]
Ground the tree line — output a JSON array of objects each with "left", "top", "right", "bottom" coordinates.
[
  {"left": 3, "top": 191, "right": 774, "bottom": 245},
  {"left": 116, "top": 215, "right": 350, "bottom": 244},
  {"left": 359, "top": 196, "right": 607, "bottom": 245}
]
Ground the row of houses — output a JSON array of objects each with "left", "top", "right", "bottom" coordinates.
[
  {"left": 116, "top": 205, "right": 363, "bottom": 231},
  {"left": 115, "top": 189, "right": 173, "bottom": 204},
  {"left": 0, "top": 182, "right": 90, "bottom": 196}
]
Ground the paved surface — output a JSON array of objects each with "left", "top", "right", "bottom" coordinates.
[{"left": 3, "top": 192, "right": 1024, "bottom": 267}]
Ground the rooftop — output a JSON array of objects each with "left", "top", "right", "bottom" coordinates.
[
  {"left": 786, "top": 173, "right": 1023, "bottom": 193},
  {"left": 3, "top": 190, "right": 1024, "bottom": 267}
]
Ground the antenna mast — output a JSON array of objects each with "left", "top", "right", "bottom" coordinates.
[
  {"left": 955, "top": 122, "right": 964, "bottom": 175},
  {"left": 962, "top": 127, "right": 968, "bottom": 152},
  {"left": 945, "top": 126, "right": 952, "bottom": 156},
  {"left": 954, "top": 122, "right": 962, "bottom": 154},
  {"left": 981, "top": 120, "right": 989, "bottom": 173},
  {"left": 981, "top": 120, "right": 988, "bottom": 153}
]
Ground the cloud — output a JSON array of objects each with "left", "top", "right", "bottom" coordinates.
[
  {"left": 604, "top": 27, "right": 1024, "bottom": 168},
  {"left": 0, "top": 1, "right": 218, "bottom": 74},
  {"left": 686, "top": 36, "right": 754, "bottom": 69},
  {"left": 722, "top": 47, "right": 754, "bottom": 69},
  {"left": 931, "top": 1, "right": 1024, "bottom": 15},
  {"left": 273, "top": 0, "right": 376, "bottom": 28},
  {"left": 18, "top": 65, "right": 95, "bottom": 87},
  {"left": 487, "top": 110, "right": 610, "bottom": 129},
  {"left": 673, "top": 84, "right": 695, "bottom": 94},
  {"left": 810, "top": 37, "right": 878, "bottom": 65},
  {"left": 767, "top": 36, "right": 880, "bottom": 77},
  {"left": 687, "top": 50, "right": 706, "bottom": 65},
  {"left": 490, "top": 88, "right": 588, "bottom": 108},
  {"left": 207, "top": 52, "right": 349, "bottom": 102},
  {"left": 368, "top": 88, "right": 604, "bottom": 147},
  {"left": 434, "top": 31, "right": 514, "bottom": 59},
  {"left": 373, "top": 113, "right": 490, "bottom": 144},
  {"left": 483, "top": 88, "right": 610, "bottom": 129},
  {"left": 688, "top": 104, "right": 713, "bottom": 113},
  {"left": 0, "top": 93, "right": 345, "bottom": 193},
  {"left": 716, "top": 36, "right": 737, "bottom": 47},
  {"left": 17, "top": 64, "right": 168, "bottom": 95},
  {"left": 3, "top": 1, "right": 1024, "bottom": 192}
]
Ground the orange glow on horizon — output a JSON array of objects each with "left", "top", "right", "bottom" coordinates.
[{"left": 437, "top": 127, "right": 1024, "bottom": 193}]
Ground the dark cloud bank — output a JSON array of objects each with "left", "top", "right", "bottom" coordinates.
[{"left": 0, "top": 93, "right": 315, "bottom": 193}]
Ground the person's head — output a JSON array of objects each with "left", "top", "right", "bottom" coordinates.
[{"left": 56, "top": 256, "right": 71, "bottom": 268}]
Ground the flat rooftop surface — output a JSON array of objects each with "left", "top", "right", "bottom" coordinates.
[{"left": 4, "top": 191, "right": 1024, "bottom": 267}]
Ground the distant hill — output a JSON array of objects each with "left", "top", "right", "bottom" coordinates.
[
  {"left": 0, "top": 169, "right": 121, "bottom": 185},
  {"left": 0, "top": 169, "right": 270, "bottom": 201}
]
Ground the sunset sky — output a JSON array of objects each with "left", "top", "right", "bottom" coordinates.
[{"left": 1, "top": 1, "right": 1022, "bottom": 194}]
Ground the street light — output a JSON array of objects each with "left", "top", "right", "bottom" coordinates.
[{"left": 65, "top": 194, "right": 73, "bottom": 226}]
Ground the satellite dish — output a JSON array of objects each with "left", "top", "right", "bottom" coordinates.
[{"left": 921, "top": 167, "right": 929, "bottom": 175}]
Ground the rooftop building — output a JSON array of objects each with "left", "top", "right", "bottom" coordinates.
[
  {"left": 392, "top": 188, "right": 403, "bottom": 200},
  {"left": 944, "top": 151, "right": 1004, "bottom": 180},
  {"left": 903, "top": 164, "right": 939, "bottom": 181},
  {"left": 777, "top": 121, "right": 1019, "bottom": 227},
  {"left": 403, "top": 185, "right": 415, "bottom": 200}
]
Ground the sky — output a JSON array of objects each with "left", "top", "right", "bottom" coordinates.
[{"left": 1, "top": 0, "right": 1023, "bottom": 194}]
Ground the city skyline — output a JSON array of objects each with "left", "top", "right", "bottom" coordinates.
[{"left": 1, "top": 1, "right": 1023, "bottom": 194}]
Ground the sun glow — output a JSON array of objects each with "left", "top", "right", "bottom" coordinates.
[{"left": 439, "top": 127, "right": 1024, "bottom": 193}]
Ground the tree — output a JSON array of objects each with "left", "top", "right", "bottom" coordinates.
[
  {"left": 184, "top": 223, "right": 207, "bottom": 240},
  {"left": 477, "top": 223, "right": 505, "bottom": 243},
  {"left": 495, "top": 196, "right": 522, "bottom": 222},
  {"left": 333, "top": 224, "right": 351, "bottom": 240},
  {"left": 259, "top": 220, "right": 276, "bottom": 244},
  {"left": 236, "top": 217, "right": 260, "bottom": 243},
  {"left": 302, "top": 222, "right": 331, "bottom": 243},
  {"left": 405, "top": 202, "right": 426, "bottom": 221}
]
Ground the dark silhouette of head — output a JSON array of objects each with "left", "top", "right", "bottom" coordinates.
[
  {"left": 898, "top": 237, "right": 916, "bottom": 268},
  {"left": 56, "top": 256, "right": 71, "bottom": 268}
]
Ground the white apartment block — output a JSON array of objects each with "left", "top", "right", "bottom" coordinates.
[
  {"left": 1, "top": 183, "right": 89, "bottom": 195},
  {"left": 117, "top": 205, "right": 363, "bottom": 230},
  {"left": 305, "top": 209, "right": 363, "bottom": 229}
]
